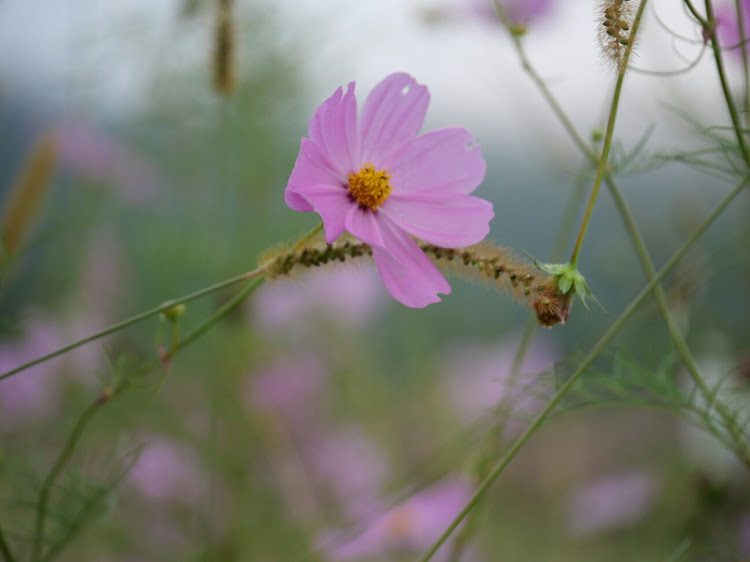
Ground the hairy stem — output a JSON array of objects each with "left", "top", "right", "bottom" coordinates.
[{"left": 420, "top": 177, "right": 748, "bottom": 561}]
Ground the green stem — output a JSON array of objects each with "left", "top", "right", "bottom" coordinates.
[
  {"left": 419, "top": 178, "right": 748, "bottom": 561},
  {"left": 0, "top": 268, "right": 266, "bottom": 384},
  {"left": 0, "top": 522, "right": 14, "bottom": 562},
  {"left": 31, "top": 396, "right": 107, "bottom": 562},
  {"left": 29, "top": 275, "right": 266, "bottom": 562},
  {"left": 570, "top": 0, "right": 648, "bottom": 266},
  {"left": 604, "top": 176, "right": 750, "bottom": 465},
  {"left": 705, "top": 0, "right": 750, "bottom": 165}
]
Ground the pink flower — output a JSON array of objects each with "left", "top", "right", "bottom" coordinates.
[
  {"left": 321, "top": 477, "right": 473, "bottom": 560},
  {"left": 716, "top": 1, "right": 750, "bottom": 56},
  {"left": 567, "top": 471, "right": 657, "bottom": 537},
  {"left": 285, "top": 73, "right": 494, "bottom": 308},
  {"left": 470, "top": 0, "right": 554, "bottom": 26}
]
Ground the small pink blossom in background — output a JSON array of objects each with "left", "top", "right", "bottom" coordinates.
[
  {"left": 245, "top": 354, "right": 328, "bottom": 426},
  {"left": 127, "top": 437, "right": 204, "bottom": 504},
  {"left": 567, "top": 471, "right": 657, "bottom": 537},
  {"left": 469, "top": 0, "right": 555, "bottom": 26},
  {"left": 285, "top": 72, "right": 493, "bottom": 308},
  {"left": 440, "top": 336, "right": 557, "bottom": 432},
  {"left": 304, "top": 425, "right": 390, "bottom": 519},
  {"left": 0, "top": 314, "right": 65, "bottom": 427},
  {"left": 253, "top": 266, "right": 384, "bottom": 333},
  {"left": 56, "top": 120, "right": 160, "bottom": 206},
  {"left": 715, "top": 0, "right": 750, "bottom": 57},
  {"left": 321, "top": 477, "right": 473, "bottom": 561}
]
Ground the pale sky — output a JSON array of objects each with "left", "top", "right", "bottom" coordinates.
[{"left": 0, "top": 0, "right": 736, "bottom": 157}]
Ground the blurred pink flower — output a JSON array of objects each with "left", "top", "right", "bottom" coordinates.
[
  {"left": 716, "top": 1, "right": 750, "bottom": 57},
  {"left": 127, "top": 437, "right": 204, "bottom": 504},
  {"left": 470, "top": 0, "right": 555, "bottom": 26},
  {"left": 567, "top": 471, "right": 657, "bottom": 537},
  {"left": 285, "top": 72, "right": 493, "bottom": 308},
  {"left": 56, "top": 120, "right": 160, "bottom": 205},
  {"left": 441, "top": 336, "right": 557, "bottom": 431},
  {"left": 304, "top": 425, "right": 389, "bottom": 519},
  {"left": 0, "top": 314, "right": 65, "bottom": 427},
  {"left": 322, "top": 477, "right": 473, "bottom": 560},
  {"left": 246, "top": 354, "right": 328, "bottom": 426},
  {"left": 254, "top": 266, "right": 384, "bottom": 332}
]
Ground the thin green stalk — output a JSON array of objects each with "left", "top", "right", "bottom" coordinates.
[
  {"left": 501, "top": 0, "right": 747, "bottom": 462},
  {"left": 0, "top": 522, "right": 14, "bottom": 562},
  {"left": 704, "top": 0, "right": 750, "bottom": 165},
  {"left": 31, "top": 397, "right": 107, "bottom": 562},
  {"left": 604, "top": 177, "right": 750, "bottom": 465},
  {"left": 29, "top": 275, "right": 266, "bottom": 562},
  {"left": 172, "top": 277, "right": 264, "bottom": 354},
  {"left": 570, "top": 0, "right": 648, "bottom": 265},
  {"left": 419, "top": 178, "right": 748, "bottom": 561},
  {"left": 0, "top": 268, "right": 266, "bottom": 384}
]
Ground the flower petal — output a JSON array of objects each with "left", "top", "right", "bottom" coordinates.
[
  {"left": 308, "top": 82, "right": 359, "bottom": 175},
  {"left": 371, "top": 216, "right": 451, "bottom": 308},
  {"left": 388, "top": 128, "right": 486, "bottom": 194},
  {"left": 286, "top": 138, "right": 347, "bottom": 212},
  {"left": 359, "top": 73, "right": 429, "bottom": 164},
  {"left": 381, "top": 191, "right": 494, "bottom": 247},
  {"left": 344, "top": 206, "right": 385, "bottom": 248},
  {"left": 290, "top": 184, "right": 353, "bottom": 243}
]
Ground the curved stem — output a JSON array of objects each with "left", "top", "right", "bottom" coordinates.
[{"left": 419, "top": 178, "right": 748, "bottom": 561}]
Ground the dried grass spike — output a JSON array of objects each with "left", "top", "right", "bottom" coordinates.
[
  {"left": 597, "top": 0, "right": 636, "bottom": 72},
  {"left": 213, "top": 0, "right": 236, "bottom": 96},
  {"left": 1, "top": 131, "right": 58, "bottom": 266}
]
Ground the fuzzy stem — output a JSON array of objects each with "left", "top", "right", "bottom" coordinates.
[
  {"left": 570, "top": 0, "right": 648, "bottom": 266},
  {"left": 419, "top": 177, "right": 748, "bottom": 561},
  {"left": 293, "top": 223, "right": 324, "bottom": 251},
  {"left": 704, "top": 0, "right": 750, "bottom": 166}
]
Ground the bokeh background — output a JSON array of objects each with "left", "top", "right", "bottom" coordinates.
[{"left": 0, "top": 0, "right": 749, "bottom": 560}]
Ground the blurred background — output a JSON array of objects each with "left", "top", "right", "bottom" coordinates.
[{"left": 0, "top": 0, "right": 748, "bottom": 560}]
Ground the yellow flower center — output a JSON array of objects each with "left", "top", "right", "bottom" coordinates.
[{"left": 347, "top": 163, "right": 392, "bottom": 211}]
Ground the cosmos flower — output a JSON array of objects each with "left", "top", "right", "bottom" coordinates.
[{"left": 285, "top": 72, "right": 493, "bottom": 308}]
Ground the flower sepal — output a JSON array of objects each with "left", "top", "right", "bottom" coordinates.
[{"left": 530, "top": 259, "right": 603, "bottom": 314}]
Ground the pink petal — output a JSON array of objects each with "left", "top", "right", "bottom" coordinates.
[
  {"left": 359, "top": 73, "right": 429, "bottom": 164},
  {"left": 344, "top": 206, "right": 385, "bottom": 248},
  {"left": 289, "top": 184, "right": 353, "bottom": 243},
  {"left": 372, "top": 215, "right": 451, "bottom": 308},
  {"left": 381, "top": 191, "right": 494, "bottom": 247},
  {"left": 388, "top": 128, "right": 486, "bottom": 194},
  {"left": 308, "top": 82, "right": 359, "bottom": 175},
  {"left": 286, "top": 138, "right": 346, "bottom": 212}
]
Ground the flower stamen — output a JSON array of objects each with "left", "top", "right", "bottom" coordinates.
[{"left": 348, "top": 163, "right": 392, "bottom": 211}]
